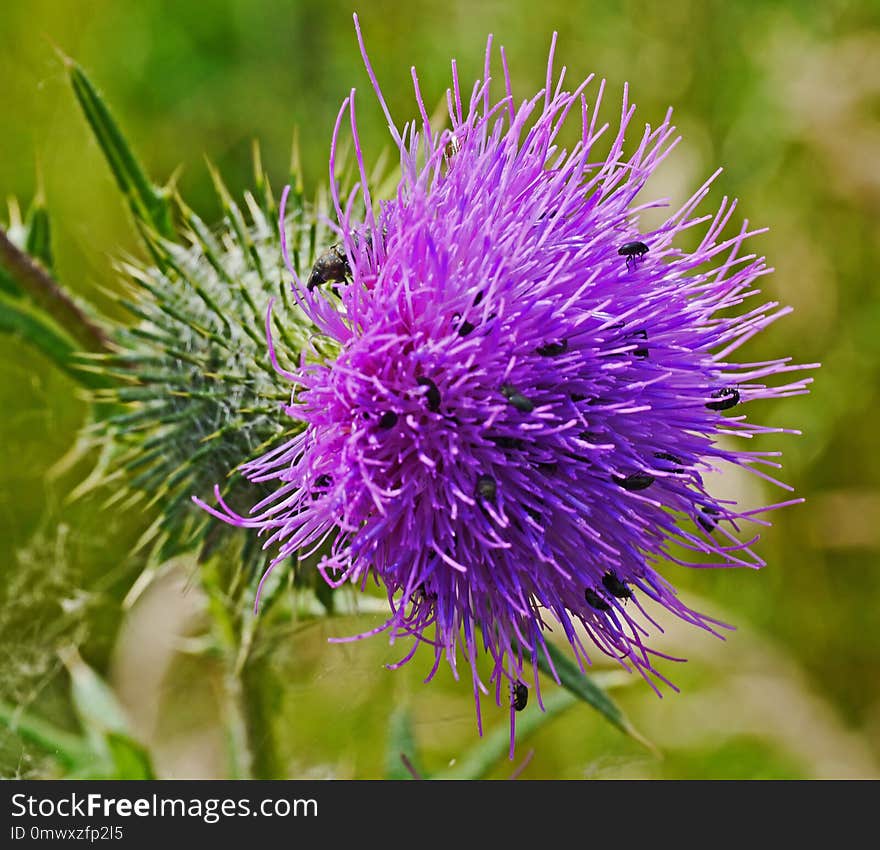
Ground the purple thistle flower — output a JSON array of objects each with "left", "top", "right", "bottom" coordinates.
[{"left": 197, "top": 17, "right": 815, "bottom": 743}]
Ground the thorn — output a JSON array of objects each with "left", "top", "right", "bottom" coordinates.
[
  {"left": 164, "top": 163, "right": 185, "bottom": 193},
  {"left": 399, "top": 753, "right": 423, "bottom": 780},
  {"left": 44, "top": 34, "right": 75, "bottom": 69}
]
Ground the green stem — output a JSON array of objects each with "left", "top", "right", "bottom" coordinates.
[
  {"left": 199, "top": 557, "right": 253, "bottom": 779},
  {"left": 241, "top": 658, "right": 283, "bottom": 780},
  {"left": 220, "top": 669, "right": 252, "bottom": 780}
]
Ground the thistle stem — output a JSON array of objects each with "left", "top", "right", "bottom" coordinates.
[
  {"left": 0, "top": 227, "right": 111, "bottom": 353},
  {"left": 220, "top": 669, "right": 253, "bottom": 780}
]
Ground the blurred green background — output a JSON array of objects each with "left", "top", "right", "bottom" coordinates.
[{"left": 1, "top": 0, "right": 879, "bottom": 779}]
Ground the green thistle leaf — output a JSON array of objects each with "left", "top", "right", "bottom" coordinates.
[
  {"left": 0, "top": 652, "right": 156, "bottom": 779},
  {"left": 537, "top": 641, "right": 656, "bottom": 753},
  {"left": 436, "top": 688, "right": 577, "bottom": 780},
  {"left": 0, "top": 290, "right": 108, "bottom": 388},
  {"left": 384, "top": 707, "right": 423, "bottom": 780},
  {"left": 61, "top": 648, "right": 132, "bottom": 743},
  {"left": 103, "top": 733, "right": 156, "bottom": 780}
]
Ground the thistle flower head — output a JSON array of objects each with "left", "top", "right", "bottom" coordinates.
[{"left": 199, "top": 20, "right": 814, "bottom": 734}]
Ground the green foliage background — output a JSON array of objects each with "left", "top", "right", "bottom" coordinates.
[{"left": 1, "top": 0, "right": 878, "bottom": 778}]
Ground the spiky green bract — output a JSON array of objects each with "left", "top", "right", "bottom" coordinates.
[
  {"left": 55, "top": 58, "right": 333, "bottom": 577},
  {"left": 84, "top": 160, "right": 335, "bottom": 572}
]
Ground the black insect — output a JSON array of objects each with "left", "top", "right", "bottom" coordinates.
[
  {"left": 654, "top": 451, "right": 683, "bottom": 464},
  {"left": 579, "top": 430, "right": 603, "bottom": 443},
  {"left": 654, "top": 452, "right": 685, "bottom": 474},
  {"left": 307, "top": 243, "right": 351, "bottom": 291},
  {"left": 706, "top": 387, "right": 741, "bottom": 411},
  {"left": 512, "top": 681, "right": 529, "bottom": 712},
  {"left": 414, "top": 583, "right": 438, "bottom": 602},
  {"left": 490, "top": 435, "right": 525, "bottom": 451},
  {"left": 378, "top": 411, "right": 398, "bottom": 429},
  {"left": 613, "top": 472, "right": 656, "bottom": 491},
  {"left": 536, "top": 339, "right": 568, "bottom": 357},
  {"left": 602, "top": 571, "right": 633, "bottom": 599},
  {"left": 311, "top": 474, "right": 332, "bottom": 500},
  {"left": 631, "top": 329, "right": 649, "bottom": 358},
  {"left": 417, "top": 377, "right": 441, "bottom": 412},
  {"left": 501, "top": 383, "right": 535, "bottom": 413},
  {"left": 697, "top": 506, "right": 720, "bottom": 533},
  {"left": 510, "top": 394, "right": 534, "bottom": 413},
  {"left": 584, "top": 587, "right": 611, "bottom": 612},
  {"left": 452, "top": 313, "right": 475, "bottom": 336},
  {"left": 618, "top": 240, "right": 649, "bottom": 262},
  {"left": 567, "top": 451, "right": 594, "bottom": 464},
  {"left": 476, "top": 474, "right": 497, "bottom": 503}
]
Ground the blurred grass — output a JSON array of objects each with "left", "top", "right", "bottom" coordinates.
[{"left": 2, "top": 0, "right": 879, "bottom": 778}]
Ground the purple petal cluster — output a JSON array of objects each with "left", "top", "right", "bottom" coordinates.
[{"left": 198, "top": 20, "right": 813, "bottom": 733}]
